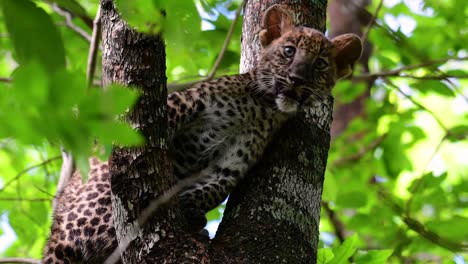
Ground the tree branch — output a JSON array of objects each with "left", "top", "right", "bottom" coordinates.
[
  {"left": 405, "top": 134, "right": 446, "bottom": 215},
  {"left": 384, "top": 79, "right": 448, "bottom": 132},
  {"left": 321, "top": 201, "right": 346, "bottom": 243},
  {"left": 0, "top": 197, "right": 51, "bottom": 202},
  {"left": 0, "top": 156, "right": 61, "bottom": 192},
  {"left": 360, "top": 0, "right": 383, "bottom": 45},
  {"left": 0, "top": 77, "right": 12, "bottom": 83},
  {"left": 333, "top": 134, "right": 387, "bottom": 166},
  {"left": 51, "top": 3, "right": 92, "bottom": 42},
  {"left": 86, "top": 6, "right": 102, "bottom": 88},
  {"left": 0, "top": 258, "right": 41, "bottom": 264},
  {"left": 379, "top": 190, "right": 468, "bottom": 252},
  {"left": 397, "top": 74, "right": 468, "bottom": 80},
  {"left": 47, "top": 0, "right": 94, "bottom": 28},
  {"left": 104, "top": 172, "right": 211, "bottom": 264},
  {"left": 167, "top": 1, "right": 245, "bottom": 91},
  {"left": 352, "top": 56, "right": 468, "bottom": 81}
]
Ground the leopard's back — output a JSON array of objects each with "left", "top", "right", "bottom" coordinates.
[{"left": 170, "top": 75, "right": 285, "bottom": 180}]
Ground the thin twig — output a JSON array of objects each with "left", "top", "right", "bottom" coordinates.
[
  {"left": 352, "top": 56, "right": 468, "bottom": 81},
  {"left": 321, "top": 201, "right": 346, "bottom": 243},
  {"left": 167, "top": 0, "right": 245, "bottom": 91},
  {"left": 104, "top": 174, "right": 207, "bottom": 264},
  {"left": 47, "top": 0, "right": 94, "bottom": 28},
  {"left": 86, "top": 5, "right": 102, "bottom": 88},
  {"left": 360, "top": 0, "right": 383, "bottom": 45},
  {"left": 0, "top": 197, "right": 51, "bottom": 202},
  {"left": 33, "top": 184, "right": 56, "bottom": 198},
  {"left": 0, "top": 156, "right": 61, "bottom": 192},
  {"left": 405, "top": 134, "right": 446, "bottom": 216},
  {"left": 384, "top": 79, "right": 448, "bottom": 132},
  {"left": 353, "top": 0, "right": 466, "bottom": 101},
  {"left": 0, "top": 258, "right": 41, "bottom": 264},
  {"left": 397, "top": 74, "right": 468, "bottom": 80},
  {"left": 379, "top": 190, "right": 468, "bottom": 252},
  {"left": 0, "top": 77, "right": 12, "bottom": 83},
  {"left": 333, "top": 134, "right": 387, "bottom": 166},
  {"left": 52, "top": 3, "right": 92, "bottom": 42}
]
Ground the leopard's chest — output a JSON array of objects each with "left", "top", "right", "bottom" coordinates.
[{"left": 170, "top": 93, "right": 286, "bottom": 179}]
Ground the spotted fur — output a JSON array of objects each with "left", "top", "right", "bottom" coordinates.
[{"left": 43, "top": 5, "right": 362, "bottom": 263}]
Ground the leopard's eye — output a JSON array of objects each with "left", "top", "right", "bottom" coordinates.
[
  {"left": 283, "top": 46, "right": 296, "bottom": 58},
  {"left": 315, "top": 58, "right": 329, "bottom": 70}
]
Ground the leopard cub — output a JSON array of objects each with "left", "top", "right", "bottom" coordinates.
[{"left": 43, "top": 4, "right": 362, "bottom": 263}]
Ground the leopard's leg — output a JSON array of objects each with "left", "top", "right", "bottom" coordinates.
[{"left": 178, "top": 132, "right": 266, "bottom": 232}]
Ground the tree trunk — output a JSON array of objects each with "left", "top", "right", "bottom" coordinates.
[
  {"left": 101, "top": 0, "right": 330, "bottom": 263},
  {"left": 101, "top": 0, "right": 210, "bottom": 262},
  {"left": 214, "top": 1, "right": 330, "bottom": 263}
]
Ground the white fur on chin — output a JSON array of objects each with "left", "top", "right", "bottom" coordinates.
[{"left": 275, "top": 95, "right": 299, "bottom": 113}]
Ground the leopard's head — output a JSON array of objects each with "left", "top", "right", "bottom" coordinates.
[{"left": 256, "top": 5, "right": 363, "bottom": 113}]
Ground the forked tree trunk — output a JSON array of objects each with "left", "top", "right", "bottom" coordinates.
[{"left": 101, "top": 0, "right": 330, "bottom": 262}]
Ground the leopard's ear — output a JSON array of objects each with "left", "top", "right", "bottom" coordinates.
[
  {"left": 331, "top": 34, "right": 363, "bottom": 80},
  {"left": 259, "top": 4, "right": 295, "bottom": 48}
]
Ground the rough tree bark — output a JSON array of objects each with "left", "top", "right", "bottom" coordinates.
[
  {"left": 101, "top": 0, "right": 210, "bottom": 262},
  {"left": 101, "top": 0, "right": 330, "bottom": 263},
  {"left": 215, "top": 1, "right": 330, "bottom": 263}
]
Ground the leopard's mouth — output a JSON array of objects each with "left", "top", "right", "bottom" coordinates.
[
  {"left": 275, "top": 82, "right": 308, "bottom": 101},
  {"left": 274, "top": 86, "right": 300, "bottom": 113},
  {"left": 275, "top": 94, "right": 299, "bottom": 113},
  {"left": 272, "top": 79, "right": 308, "bottom": 112}
]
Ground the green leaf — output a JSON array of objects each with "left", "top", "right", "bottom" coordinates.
[
  {"left": 322, "top": 172, "right": 338, "bottom": 201},
  {"left": 447, "top": 125, "right": 468, "bottom": 141},
  {"left": 407, "top": 172, "right": 446, "bottom": 193},
  {"left": 114, "top": 0, "right": 162, "bottom": 33},
  {"left": 11, "top": 62, "right": 48, "bottom": 107},
  {"left": 329, "top": 234, "right": 359, "bottom": 264},
  {"left": 355, "top": 249, "right": 393, "bottom": 264},
  {"left": 317, "top": 248, "right": 335, "bottom": 264},
  {"left": 98, "top": 84, "right": 140, "bottom": 116},
  {"left": 161, "top": 1, "right": 201, "bottom": 52},
  {"left": 411, "top": 80, "right": 455, "bottom": 97},
  {"left": 2, "top": 0, "right": 66, "bottom": 72},
  {"left": 215, "top": 50, "right": 240, "bottom": 72},
  {"left": 381, "top": 128, "right": 413, "bottom": 178},
  {"left": 445, "top": 69, "right": 468, "bottom": 76},
  {"left": 336, "top": 192, "right": 368, "bottom": 208},
  {"left": 92, "top": 121, "right": 144, "bottom": 146},
  {"left": 332, "top": 81, "right": 367, "bottom": 104},
  {"left": 426, "top": 216, "right": 468, "bottom": 240},
  {"left": 49, "top": 69, "right": 86, "bottom": 109},
  {"left": 114, "top": 1, "right": 202, "bottom": 52}
]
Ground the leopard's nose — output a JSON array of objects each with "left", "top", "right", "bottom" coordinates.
[{"left": 288, "top": 74, "right": 305, "bottom": 87}]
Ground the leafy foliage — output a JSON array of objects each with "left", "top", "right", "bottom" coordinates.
[{"left": 0, "top": 0, "right": 467, "bottom": 263}]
